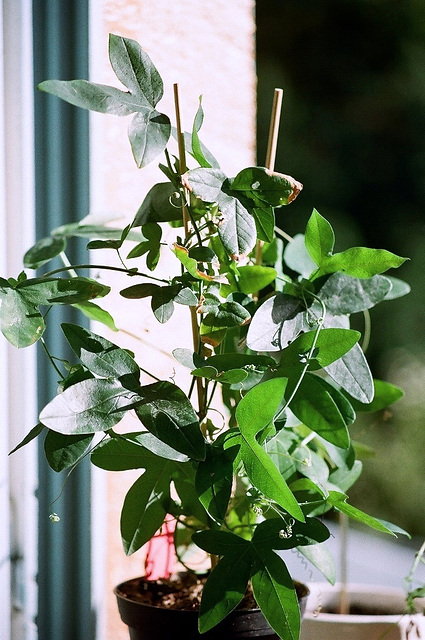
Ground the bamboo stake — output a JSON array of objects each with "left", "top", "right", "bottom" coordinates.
[
  {"left": 255, "top": 88, "right": 284, "bottom": 269},
  {"left": 265, "top": 88, "right": 283, "bottom": 172},
  {"left": 173, "top": 83, "right": 205, "bottom": 416}
]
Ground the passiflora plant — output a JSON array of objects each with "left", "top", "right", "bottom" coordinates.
[{"left": 1, "top": 34, "right": 412, "bottom": 640}]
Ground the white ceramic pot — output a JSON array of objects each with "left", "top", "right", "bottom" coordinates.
[{"left": 300, "top": 583, "right": 425, "bottom": 640}]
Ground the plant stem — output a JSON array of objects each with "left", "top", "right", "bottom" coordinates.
[
  {"left": 42, "top": 263, "right": 168, "bottom": 283},
  {"left": 173, "top": 83, "right": 205, "bottom": 417},
  {"left": 338, "top": 512, "right": 350, "bottom": 614},
  {"left": 40, "top": 338, "right": 65, "bottom": 380}
]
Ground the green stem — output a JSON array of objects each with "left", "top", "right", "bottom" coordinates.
[
  {"left": 275, "top": 297, "right": 326, "bottom": 421},
  {"left": 40, "top": 338, "right": 65, "bottom": 380},
  {"left": 42, "top": 263, "right": 169, "bottom": 283}
]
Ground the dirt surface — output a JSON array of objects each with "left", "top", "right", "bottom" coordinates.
[{"left": 117, "top": 574, "right": 308, "bottom": 612}]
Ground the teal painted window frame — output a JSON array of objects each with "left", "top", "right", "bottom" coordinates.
[{"left": 33, "top": 2, "right": 94, "bottom": 638}]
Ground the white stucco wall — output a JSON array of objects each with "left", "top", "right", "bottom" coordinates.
[{"left": 89, "top": 2, "right": 256, "bottom": 638}]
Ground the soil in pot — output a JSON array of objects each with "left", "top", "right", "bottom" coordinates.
[{"left": 115, "top": 573, "right": 309, "bottom": 640}]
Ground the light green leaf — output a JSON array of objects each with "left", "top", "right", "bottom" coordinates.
[
  {"left": 321, "top": 247, "right": 408, "bottom": 278},
  {"left": 128, "top": 109, "right": 171, "bottom": 169},
  {"left": 38, "top": 79, "right": 139, "bottom": 116},
  {"left": 39, "top": 378, "right": 134, "bottom": 434},
  {"left": 108, "top": 34, "right": 163, "bottom": 107},
  {"left": 221, "top": 265, "right": 277, "bottom": 297},
  {"left": 305, "top": 209, "right": 335, "bottom": 265},
  {"left": 325, "top": 343, "right": 374, "bottom": 403}
]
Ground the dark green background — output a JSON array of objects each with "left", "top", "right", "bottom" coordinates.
[{"left": 257, "top": 0, "right": 425, "bottom": 537}]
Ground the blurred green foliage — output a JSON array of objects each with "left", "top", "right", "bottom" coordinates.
[{"left": 256, "top": 0, "right": 425, "bottom": 536}]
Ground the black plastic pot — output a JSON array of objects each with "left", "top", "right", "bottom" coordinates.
[{"left": 115, "top": 577, "right": 309, "bottom": 640}]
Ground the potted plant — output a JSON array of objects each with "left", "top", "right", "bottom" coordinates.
[{"left": 1, "top": 34, "right": 413, "bottom": 640}]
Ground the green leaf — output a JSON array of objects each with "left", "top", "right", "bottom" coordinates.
[
  {"left": 195, "top": 442, "right": 237, "bottom": 523},
  {"left": 0, "top": 288, "right": 45, "bottom": 347},
  {"left": 289, "top": 374, "right": 350, "bottom": 448},
  {"left": 298, "top": 543, "right": 336, "bottom": 584},
  {"left": 321, "top": 247, "right": 408, "bottom": 278},
  {"left": 246, "top": 294, "right": 305, "bottom": 352},
  {"left": 200, "top": 301, "right": 250, "bottom": 346},
  {"left": 230, "top": 167, "right": 302, "bottom": 207},
  {"left": 325, "top": 343, "right": 374, "bottom": 403},
  {"left": 23, "top": 236, "right": 66, "bottom": 269},
  {"left": 172, "top": 244, "right": 215, "bottom": 281},
  {"left": 252, "top": 517, "right": 330, "bottom": 550},
  {"left": 251, "top": 552, "right": 300, "bottom": 640},
  {"left": 73, "top": 301, "right": 118, "bottom": 331},
  {"left": 191, "top": 96, "right": 213, "bottom": 168},
  {"left": 134, "top": 381, "right": 206, "bottom": 460},
  {"left": 236, "top": 378, "right": 304, "bottom": 521},
  {"left": 108, "top": 34, "right": 163, "bottom": 107},
  {"left": 9, "top": 423, "right": 45, "bottom": 455},
  {"left": 61, "top": 323, "right": 140, "bottom": 387},
  {"left": 283, "top": 234, "right": 317, "bottom": 278},
  {"left": 121, "top": 462, "right": 172, "bottom": 554},
  {"left": 128, "top": 110, "right": 171, "bottom": 169},
  {"left": 183, "top": 168, "right": 257, "bottom": 259},
  {"left": 317, "top": 273, "right": 392, "bottom": 314},
  {"left": 39, "top": 378, "right": 134, "bottom": 435},
  {"left": 198, "top": 552, "right": 252, "bottom": 633},
  {"left": 91, "top": 432, "right": 189, "bottom": 468},
  {"left": 38, "top": 79, "right": 139, "bottom": 116},
  {"left": 44, "top": 430, "right": 93, "bottom": 472},
  {"left": 327, "top": 491, "right": 397, "bottom": 536},
  {"left": 252, "top": 206, "right": 275, "bottom": 243},
  {"left": 349, "top": 379, "right": 403, "bottom": 412},
  {"left": 132, "top": 182, "right": 182, "bottom": 226},
  {"left": 221, "top": 265, "right": 277, "bottom": 297},
  {"left": 279, "top": 328, "right": 361, "bottom": 370},
  {"left": 305, "top": 209, "right": 335, "bottom": 265}
]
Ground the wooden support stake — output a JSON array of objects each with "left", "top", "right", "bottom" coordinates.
[
  {"left": 173, "top": 83, "right": 205, "bottom": 416},
  {"left": 255, "top": 88, "right": 284, "bottom": 269}
]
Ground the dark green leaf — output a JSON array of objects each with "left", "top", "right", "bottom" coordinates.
[
  {"left": 195, "top": 442, "right": 236, "bottom": 523},
  {"left": 289, "top": 374, "right": 350, "bottom": 448},
  {"left": 251, "top": 552, "right": 300, "bottom": 640},
  {"left": 61, "top": 323, "right": 140, "bottom": 387},
  {"left": 23, "top": 236, "right": 66, "bottom": 269},
  {"left": 230, "top": 166, "right": 302, "bottom": 207},
  {"left": 135, "top": 381, "right": 206, "bottom": 460},
  {"left": 121, "top": 464, "right": 171, "bottom": 554},
  {"left": 198, "top": 552, "right": 252, "bottom": 633},
  {"left": 132, "top": 182, "right": 182, "bottom": 226},
  {"left": 44, "top": 430, "right": 93, "bottom": 471},
  {"left": 9, "top": 423, "right": 45, "bottom": 455}
]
